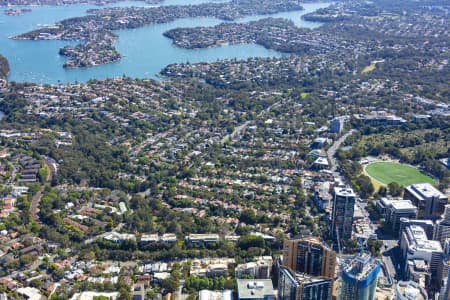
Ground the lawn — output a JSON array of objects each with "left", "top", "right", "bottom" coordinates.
[
  {"left": 362, "top": 64, "right": 376, "bottom": 73},
  {"left": 365, "top": 162, "right": 437, "bottom": 187}
]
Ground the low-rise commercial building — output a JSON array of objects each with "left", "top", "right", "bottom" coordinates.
[
  {"left": 378, "top": 199, "right": 417, "bottom": 236},
  {"left": 400, "top": 225, "right": 443, "bottom": 286},
  {"left": 186, "top": 234, "right": 220, "bottom": 244},
  {"left": 313, "top": 182, "right": 332, "bottom": 211},
  {"left": 399, "top": 218, "right": 434, "bottom": 240},
  {"left": 235, "top": 256, "right": 273, "bottom": 279},
  {"left": 404, "top": 183, "right": 447, "bottom": 220},
  {"left": 237, "top": 279, "right": 276, "bottom": 300}
]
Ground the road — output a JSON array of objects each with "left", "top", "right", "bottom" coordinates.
[
  {"left": 30, "top": 189, "right": 43, "bottom": 221},
  {"left": 355, "top": 198, "right": 399, "bottom": 281},
  {"left": 6, "top": 163, "right": 17, "bottom": 185},
  {"left": 327, "top": 129, "right": 355, "bottom": 171},
  {"left": 221, "top": 99, "right": 284, "bottom": 144},
  {"left": 381, "top": 238, "right": 400, "bottom": 281},
  {"left": 325, "top": 129, "right": 401, "bottom": 281},
  {"left": 221, "top": 121, "right": 251, "bottom": 143},
  {"left": 358, "top": 200, "right": 399, "bottom": 281},
  {"left": 355, "top": 201, "right": 375, "bottom": 232},
  {"left": 30, "top": 158, "right": 54, "bottom": 222},
  {"left": 84, "top": 223, "right": 124, "bottom": 244},
  {"left": 130, "top": 129, "right": 173, "bottom": 157},
  {"left": 354, "top": 198, "right": 400, "bottom": 282},
  {"left": 173, "top": 280, "right": 187, "bottom": 300}
]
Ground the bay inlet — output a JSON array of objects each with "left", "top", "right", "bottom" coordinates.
[{"left": 0, "top": 1, "right": 330, "bottom": 84}]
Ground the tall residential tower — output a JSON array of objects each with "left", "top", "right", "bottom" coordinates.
[
  {"left": 331, "top": 187, "right": 356, "bottom": 240},
  {"left": 282, "top": 237, "right": 336, "bottom": 279},
  {"left": 279, "top": 266, "right": 333, "bottom": 300}
]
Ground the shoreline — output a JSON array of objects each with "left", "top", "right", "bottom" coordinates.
[
  {"left": 0, "top": 0, "right": 159, "bottom": 7},
  {"left": 12, "top": 0, "right": 306, "bottom": 69},
  {"left": 2, "top": 1, "right": 332, "bottom": 83}
]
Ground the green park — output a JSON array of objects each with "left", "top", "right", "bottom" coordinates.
[{"left": 365, "top": 161, "right": 437, "bottom": 187}]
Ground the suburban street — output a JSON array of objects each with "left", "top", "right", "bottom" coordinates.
[{"left": 327, "top": 129, "right": 355, "bottom": 172}]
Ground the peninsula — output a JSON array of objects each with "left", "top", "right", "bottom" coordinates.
[
  {"left": 4, "top": 8, "right": 32, "bottom": 16},
  {"left": 163, "top": 18, "right": 338, "bottom": 54},
  {"left": 13, "top": 0, "right": 304, "bottom": 68},
  {"left": 0, "top": 0, "right": 162, "bottom": 6}
]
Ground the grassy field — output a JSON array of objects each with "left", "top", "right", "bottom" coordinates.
[
  {"left": 363, "top": 167, "right": 383, "bottom": 191},
  {"left": 362, "top": 64, "right": 376, "bottom": 73},
  {"left": 365, "top": 162, "right": 437, "bottom": 187}
]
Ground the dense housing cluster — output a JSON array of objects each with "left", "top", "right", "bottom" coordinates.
[{"left": 0, "top": 0, "right": 448, "bottom": 299}]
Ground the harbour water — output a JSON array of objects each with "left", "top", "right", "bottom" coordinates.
[{"left": 0, "top": 1, "right": 330, "bottom": 84}]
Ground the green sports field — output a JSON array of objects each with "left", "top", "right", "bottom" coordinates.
[{"left": 365, "top": 162, "right": 437, "bottom": 187}]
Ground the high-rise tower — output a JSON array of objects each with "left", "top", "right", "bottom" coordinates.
[
  {"left": 282, "top": 237, "right": 336, "bottom": 279},
  {"left": 331, "top": 187, "right": 356, "bottom": 240},
  {"left": 340, "top": 253, "right": 380, "bottom": 300}
]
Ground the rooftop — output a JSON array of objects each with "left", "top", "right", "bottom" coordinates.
[
  {"left": 344, "top": 253, "right": 379, "bottom": 281},
  {"left": 186, "top": 234, "right": 220, "bottom": 241},
  {"left": 237, "top": 279, "right": 275, "bottom": 299},
  {"left": 17, "top": 287, "right": 43, "bottom": 300},
  {"left": 412, "top": 259, "right": 428, "bottom": 271},
  {"left": 294, "top": 272, "right": 332, "bottom": 285},
  {"left": 396, "top": 281, "right": 427, "bottom": 300},
  {"left": 199, "top": 290, "right": 233, "bottom": 300},
  {"left": 405, "top": 225, "right": 443, "bottom": 252},
  {"left": 389, "top": 200, "right": 417, "bottom": 211},
  {"left": 407, "top": 225, "right": 428, "bottom": 241},
  {"left": 334, "top": 187, "right": 356, "bottom": 198},
  {"left": 314, "top": 157, "right": 329, "bottom": 166},
  {"left": 406, "top": 183, "right": 446, "bottom": 200},
  {"left": 104, "top": 232, "right": 136, "bottom": 241}
]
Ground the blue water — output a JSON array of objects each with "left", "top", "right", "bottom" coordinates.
[{"left": 0, "top": 1, "right": 330, "bottom": 84}]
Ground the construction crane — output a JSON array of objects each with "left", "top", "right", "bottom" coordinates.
[
  {"left": 357, "top": 237, "right": 365, "bottom": 257},
  {"left": 335, "top": 224, "right": 342, "bottom": 259}
]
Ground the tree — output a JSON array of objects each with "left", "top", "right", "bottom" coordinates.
[
  {"left": 356, "top": 175, "right": 374, "bottom": 198},
  {"left": 224, "top": 279, "right": 236, "bottom": 290},
  {"left": 367, "top": 239, "right": 384, "bottom": 257},
  {"left": 239, "top": 209, "right": 257, "bottom": 225},
  {"left": 238, "top": 235, "right": 265, "bottom": 250},
  {"left": 377, "top": 186, "right": 387, "bottom": 197},
  {"left": 388, "top": 182, "right": 403, "bottom": 197},
  {"left": 51, "top": 267, "right": 65, "bottom": 281},
  {"left": 38, "top": 166, "right": 50, "bottom": 183},
  {"left": 19, "top": 254, "right": 34, "bottom": 267},
  {"left": 118, "top": 287, "right": 132, "bottom": 300},
  {"left": 161, "top": 277, "right": 179, "bottom": 293}
]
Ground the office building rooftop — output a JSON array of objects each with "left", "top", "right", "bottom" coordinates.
[
  {"left": 237, "top": 279, "right": 275, "bottom": 300},
  {"left": 404, "top": 225, "right": 442, "bottom": 252},
  {"left": 389, "top": 200, "right": 417, "bottom": 211},
  {"left": 396, "top": 281, "right": 427, "bottom": 300},
  {"left": 334, "top": 187, "right": 356, "bottom": 197},
  {"left": 406, "top": 183, "right": 446, "bottom": 200}
]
